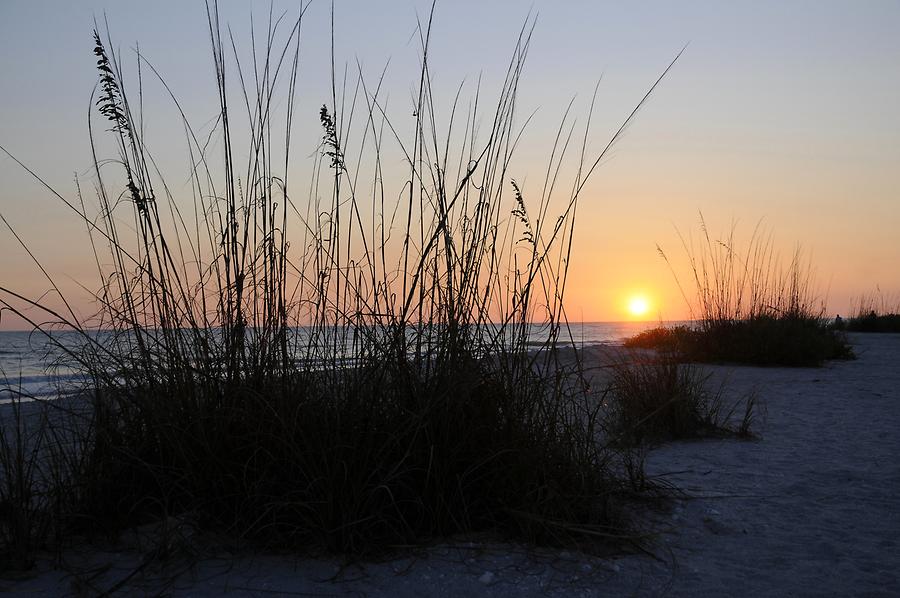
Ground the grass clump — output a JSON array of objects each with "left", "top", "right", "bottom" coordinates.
[
  {"left": 606, "top": 355, "right": 758, "bottom": 446},
  {"left": 623, "top": 325, "right": 692, "bottom": 355},
  {"left": 842, "top": 291, "right": 900, "bottom": 332},
  {"left": 0, "top": 396, "right": 46, "bottom": 571},
  {"left": 629, "top": 217, "right": 853, "bottom": 366},
  {"left": 0, "top": 3, "right": 683, "bottom": 559},
  {"left": 0, "top": 392, "right": 74, "bottom": 572},
  {"left": 627, "top": 318, "right": 853, "bottom": 367},
  {"left": 71, "top": 349, "right": 626, "bottom": 553}
]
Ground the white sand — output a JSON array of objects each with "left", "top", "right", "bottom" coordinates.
[{"left": 4, "top": 332, "right": 899, "bottom": 596}]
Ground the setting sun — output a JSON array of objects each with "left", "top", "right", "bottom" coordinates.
[{"left": 627, "top": 295, "right": 651, "bottom": 318}]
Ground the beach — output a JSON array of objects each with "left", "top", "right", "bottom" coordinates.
[
  {"left": 2, "top": 0, "right": 898, "bottom": 594},
  {"left": 3, "top": 332, "right": 899, "bottom": 596}
]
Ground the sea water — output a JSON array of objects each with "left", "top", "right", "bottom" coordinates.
[
  {"left": 0, "top": 330, "right": 88, "bottom": 402},
  {"left": 0, "top": 321, "right": 671, "bottom": 402}
]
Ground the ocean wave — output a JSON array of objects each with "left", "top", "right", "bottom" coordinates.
[{"left": 0, "top": 372, "right": 88, "bottom": 403}]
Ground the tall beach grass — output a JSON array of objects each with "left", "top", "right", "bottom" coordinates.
[
  {"left": 626, "top": 216, "right": 853, "bottom": 366},
  {"left": 842, "top": 290, "right": 900, "bottom": 333},
  {"left": 0, "top": 3, "right": 684, "bottom": 560},
  {"left": 605, "top": 353, "right": 759, "bottom": 446}
]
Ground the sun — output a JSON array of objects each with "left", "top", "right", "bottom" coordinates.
[{"left": 627, "top": 295, "right": 651, "bottom": 318}]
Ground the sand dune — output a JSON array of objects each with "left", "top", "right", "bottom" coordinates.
[{"left": 4, "top": 333, "right": 899, "bottom": 596}]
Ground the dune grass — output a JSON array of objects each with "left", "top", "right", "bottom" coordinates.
[
  {"left": 0, "top": 395, "right": 47, "bottom": 571},
  {"left": 605, "top": 354, "right": 759, "bottom": 446},
  {"left": 842, "top": 291, "right": 900, "bottom": 333},
  {"left": 0, "top": 4, "right": 684, "bottom": 561},
  {"left": 626, "top": 217, "right": 853, "bottom": 367}
]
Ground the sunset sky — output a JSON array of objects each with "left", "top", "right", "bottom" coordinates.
[{"left": 1, "top": 1, "right": 898, "bottom": 330}]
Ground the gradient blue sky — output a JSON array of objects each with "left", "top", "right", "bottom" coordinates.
[{"left": 1, "top": 1, "right": 898, "bottom": 328}]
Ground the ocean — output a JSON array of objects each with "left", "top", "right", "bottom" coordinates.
[{"left": 0, "top": 321, "right": 669, "bottom": 402}]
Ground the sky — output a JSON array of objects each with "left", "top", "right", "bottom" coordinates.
[{"left": 1, "top": 0, "right": 898, "bottom": 330}]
